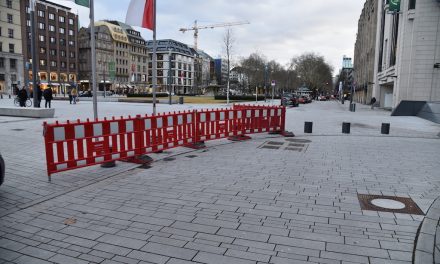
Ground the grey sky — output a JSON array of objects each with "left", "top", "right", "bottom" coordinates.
[{"left": 58, "top": 0, "right": 365, "bottom": 74}]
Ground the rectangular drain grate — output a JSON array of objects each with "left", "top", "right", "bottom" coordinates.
[
  {"left": 266, "top": 141, "right": 284, "bottom": 146},
  {"left": 285, "top": 147, "right": 303, "bottom": 152},
  {"left": 261, "top": 145, "right": 281, "bottom": 150},
  {"left": 288, "top": 143, "right": 305, "bottom": 147}
]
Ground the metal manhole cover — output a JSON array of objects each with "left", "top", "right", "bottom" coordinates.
[
  {"left": 11, "top": 128, "right": 25, "bottom": 131},
  {"left": 266, "top": 141, "right": 284, "bottom": 146},
  {"left": 163, "top": 157, "right": 176, "bottom": 161},
  {"left": 288, "top": 143, "right": 305, "bottom": 147},
  {"left": 285, "top": 138, "right": 311, "bottom": 143},
  {"left": 186, "top": 155, "right": 197, "bottom": 158},
  {"left": 261, "top": 145, "right": 280, "bottom": 150},
  {"left": 285, "top": 147, "right": 303, "bottom": 152},
  {"left": 357, "top": 194, "right": 424, "bottom": 215}
]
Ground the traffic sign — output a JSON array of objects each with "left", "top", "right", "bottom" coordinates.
[{"left": 271, "top": 80, "right": 276, "bottom": 87}]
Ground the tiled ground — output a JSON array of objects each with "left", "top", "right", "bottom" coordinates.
[{"left": 0, "top": 99, "right": 439, "bottom": 263}]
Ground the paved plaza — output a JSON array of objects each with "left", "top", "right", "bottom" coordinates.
[{"left": 0, "top": 98, "right": 439, "bottom": 264}]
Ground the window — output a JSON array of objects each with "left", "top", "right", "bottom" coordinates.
[
  {"left": 69, "top": 63, "right": 75, "bottom": 69},
  {"left": 49, "top": 13, "right": 55, "bottom": 20},
  {"left": 0, "top": 58, "right": 4, "bottom": 68},
  {"left": 40, "top": 47, "right": 46, "bottom": 54},
  {"left": 27, "top": 20, "right": 31, "bottom": 27},
  {"left": 61, "top": 62, "right": 66, "bottom": 68},
  {"left": 59, "top": 27, "right": 65, "bottom": 34},
  {"left": 408, "top": 0, "right": 416, "bottom": 9},
  {"left": 39, "top": 35, "right": 45, "bottom": 42},
  {"left": 0, "top": 42, "right": 2, "bottom": 52},
  {"left": 11, "top": 74, "right": 16, "bottom": 82},
  {"left": 60, "top": 50, "right": 66, "bottom": 57},
  {"left": 10, "top": 59, "right": 16, "bottom": 69},
  {"left": 68, "top": 29, "right": 74, "bottom": 36},
  {"left": 38, "top": 10, "right": 45, "bottom": 17},
  {"left": 49, "top": 25, "right": 55, "bottom": 32},
  {"left": 40, "top": 60, "right": 46, "bottom": 66},
  {"left": 59, "top": 16, "right": 65, "bottom": 23},
  {"left": 7, "top": 0, "right": 12, "bottom": 8},
  {"left": 38, "top": 22, "right": 45, "bottom": 30},
  {"left": 7, "top": 14, "right": 13, "bottom": 24},
  {"left": 9, "top": 43, "right": 14, "bottom": 53},
  {"left": 8, "top": 29, "right": 13, "bottom": 38},
  {"left": 50, "top": 61, "right": 57, "bottom": 67},
  {"left": 60, "top": 38, "right": 65, "bottom": 46},
  {"left": 68, "top": 40, "right": 75, "bottom": 46},
  {"left": 69, "top": 51, "right": 75, "bottom": 58},
  {"left": 50, "top": 49, "right": 56, "bottom": 56},
  {"left": 69, "top": 18, "right": 74, "bottom": 25},
  {"left": 50, "top": 37, "right": 56, "bottom": 44}
]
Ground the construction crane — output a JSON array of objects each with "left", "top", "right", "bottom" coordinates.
[{"left": 179, "top": 20, "right": 250, "bottom": 51}]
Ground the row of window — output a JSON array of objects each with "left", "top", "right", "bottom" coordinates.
[
  {"left": 0, "top": 58, "right": 17, "bottom": 69},
  {"left": 40, "top": 48, "right": 75, "bottom": 58},
  {"left": 37, "top": 23, "right": 75, "bottom": 36},
  {"left": 0, "top": 42, "right": 16, "bottom": 53},
  {"left": 0, "top": 27, "right": 15, "bottom": 38},
  {"left": 36, "top": 10, "right": 75, "bottom": 25},
  {"left": 39, "top": 59, "right": 75, "bottom": 69},
  {"left": 38, "top": 35, "right": 75, "bottom": 46}
]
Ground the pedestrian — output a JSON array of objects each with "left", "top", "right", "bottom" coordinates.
[
  {"left": 71, "top": 87, "right": 78, "bottom": 104},
  {"left": 36, "top": 86, "right": 43, "bottom": 108},
  {"left": 43, "top": 87, "right": 53, "bottom": 108},
  {"left": 68, "top": 88, "right": 73, "bottom": 104},
  {"left": 17, "top": 87, "right": 28, "bottom": 107},
  {"left": 370, "top": 97, "right": 376, "bottom": 109}
]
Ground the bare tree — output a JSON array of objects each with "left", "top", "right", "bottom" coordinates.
[
  {"left": 223, "top": 28, "right": 234, "bottom": 104},
  {"left": 290, "top": 53, "right": 333, "bottom": 98}
]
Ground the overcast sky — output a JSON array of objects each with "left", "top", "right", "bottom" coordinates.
[{"left": 57, "top": 0, "right": 365, "bottom": 75}]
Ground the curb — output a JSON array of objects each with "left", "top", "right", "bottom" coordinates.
[{"left": 413, "top": 197, "right": 440, "bottom": 264}]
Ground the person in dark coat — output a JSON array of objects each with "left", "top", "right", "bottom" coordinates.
[
  {"left": 17, "top": 88, "right": 28, "bottom": 107},
  {"left": 43, "top": 87, "right": 53, "bottom": 108},
  {"left": 68, "top": 88, "right": 73, "bottom": 104},
  {"left": 35, "top": 86, "right": 43, "bottom": 108},
  {"left": 370, "top": 97, "right": 377, "bottom": 109}
]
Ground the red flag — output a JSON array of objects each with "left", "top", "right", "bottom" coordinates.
[{"left": 126, "top": 0, "right": 155, "bottom": 31}]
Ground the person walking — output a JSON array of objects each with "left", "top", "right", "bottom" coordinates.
[
  {"left": 43, "top": 87, "right": 53, "bottom": 108},
  {"left": 17, "top": 87, "right": 28, "bottom": 107},
  {"left": 68, "top": 88, "right": 73, "bottom": 104},
  {"left": 370, "top": 97, "right": 376, "bottom": 109},
  {"left": 71, "top": 87, "right": 78, "bottom": 104}
]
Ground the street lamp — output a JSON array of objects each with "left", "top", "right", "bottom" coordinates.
[{"left": 168, "top": 48, "right": 172, "bottom": 105}]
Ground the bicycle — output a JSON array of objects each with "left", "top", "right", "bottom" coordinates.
[{"left": 14, "top": 97, "right": 33, "bottom": 107}]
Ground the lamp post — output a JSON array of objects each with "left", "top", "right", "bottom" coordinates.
[
  {"left": 30, "top": 0, "right": 39, "bottom": 107},
  {"left": 168, "top": 48, "right": 172, "bottom": 105},
  {"left": 264, "top": 64, "right": 268, "bottom": 102}
]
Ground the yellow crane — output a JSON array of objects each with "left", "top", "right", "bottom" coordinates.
[{"left": 179, "top": 20, "right": 250, "bottom": 51}]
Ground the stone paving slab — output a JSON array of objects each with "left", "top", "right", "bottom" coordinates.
[{"left": 0, "top": 99, "right": 439, "bottom": 263}]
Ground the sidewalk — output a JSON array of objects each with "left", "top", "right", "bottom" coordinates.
[{"left": 0, "top": 99, "right": 439, "bottom": 264}]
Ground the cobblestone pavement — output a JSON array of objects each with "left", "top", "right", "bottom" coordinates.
[{"left": 0, "top": 99, "right": 439, "bottom": 263}]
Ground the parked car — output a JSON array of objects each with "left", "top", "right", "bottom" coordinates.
[
  {"left": 0, "top": 153, "right": 4, "bottom": 186},
  {"left": 281, "top": 93, "right": 299, "bottom": 107},
  {"left": 297, "top": 97, "right": 305, "bottom": 104},
  {"left": 318, "top": 95, "right": 327, "bottom": 101},
  {"left": 79, "top": 91, "right": 93, "bottom": 97}
]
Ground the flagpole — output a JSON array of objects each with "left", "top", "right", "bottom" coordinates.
[
  {"left": 90, "top": 0, "right": 98, "bottom": 119},
  {"left": 152, "top": 0, "right": 157, "bottom": 115}
]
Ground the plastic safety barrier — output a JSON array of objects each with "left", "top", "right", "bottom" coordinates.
[{"left": 43, "top": 104, "right": 287, "bottom": 178}]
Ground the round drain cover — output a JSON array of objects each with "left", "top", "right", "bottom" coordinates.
[{"left": 370, "top": 199, "right": 406, "bottom": 209}]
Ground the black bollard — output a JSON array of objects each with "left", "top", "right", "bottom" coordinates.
[
  {"left": 304, "top": 122, "right": 313, "bottom": 133},
  {"left": 342, "top": 122, "right": 351, "bottom": 134},
  {"left": 381, "top": 123, "right": 390, "bottom": 134}
]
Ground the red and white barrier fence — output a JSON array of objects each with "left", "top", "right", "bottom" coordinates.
[{"left": 43, "top": 104, "right": 289, "bottom": 179}]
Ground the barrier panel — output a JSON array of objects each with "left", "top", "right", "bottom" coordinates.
[{"left": 43, "top": 105, "right": 289, "bottom": 178}]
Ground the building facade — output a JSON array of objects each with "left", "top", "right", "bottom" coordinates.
[
  {"left": 21, "top": 0, "right": 78, "bottom": 94},
  {"left": 78, "top": 24, "right": 113, "bottom": 93},
  {"left": 78, "top": 20, "right": 148, "bottom": 94},
  {"left": 373, "top": 0, "right": 440, "bottom": 108},
  {"left": 353, "top": 0, "right": 379, "bottom": 104},
  {"left": 146, "top": 39, "right": 195, "bottom": 95},
  {"left": 0, "top": 0, "right": 24, "bottom": 95},
  {"left": 214, "top": 58, "right": 228, "bottom": 87}
]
